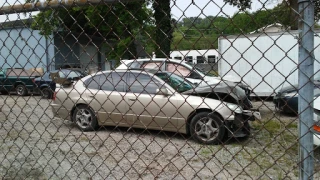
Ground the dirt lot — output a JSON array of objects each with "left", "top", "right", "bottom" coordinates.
[{"left": 0, "top": 95, "right": 319, "bottom": 179}]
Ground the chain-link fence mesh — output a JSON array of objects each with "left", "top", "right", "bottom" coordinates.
[{"left": 0, "top": 0, "right": 319, "bottom": 179}]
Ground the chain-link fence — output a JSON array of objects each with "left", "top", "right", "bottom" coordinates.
[{"left": 0, "top": 0, "right": 319, "bottom": 179}]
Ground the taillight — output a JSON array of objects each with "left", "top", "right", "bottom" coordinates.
[{"left": 53, "top": 92, "right": 57, "bottom": 100}]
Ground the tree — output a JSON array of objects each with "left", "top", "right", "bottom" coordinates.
[
  {"left": 152, "top": 0, "right": 172, "bottom": 58},
  {"left": 224, "top": 0, "right": 320, "bottom": 30},
  {"left": 29, "top": 1, "right": 152, "bottom": 60}
]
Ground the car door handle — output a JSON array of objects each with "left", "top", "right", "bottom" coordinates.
[
  {"left": 89, "top": 95, "right": 95, "bottom": 98},
  {"left": 129, "top": 98, "right": 136, "bottom": 101}
]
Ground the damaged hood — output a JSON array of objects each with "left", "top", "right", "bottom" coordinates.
[{"left": 182, "top": 81, "right": 247, "bottom": 100}]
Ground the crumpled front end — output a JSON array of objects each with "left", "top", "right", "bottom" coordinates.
[{"left": 225, "top": 109, "right": 261, "bottom": 138}]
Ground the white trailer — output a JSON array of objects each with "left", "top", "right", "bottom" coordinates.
[
  {"left": 170, "top": 49, "right": 219, "bottom": 64},
  {"left": 218, "top": 30, "right": 320, "bottom": 96}
]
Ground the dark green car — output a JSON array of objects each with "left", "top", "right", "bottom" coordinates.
[{"left": 0, "top": 68, "right": 41, "bottom": 96}]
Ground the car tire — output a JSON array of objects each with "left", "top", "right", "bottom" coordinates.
[
  {"left": 16, "top": 84, "right": 27, "bottom": 96},
  {"left": 190, "top": 112, "right": 225, "bottom": 145},
  {"left": 41, "top": 87, "right": 53, "bottom": 99},
  {"left": 72, "top": 105, "right": 99, "bottom": 131}
]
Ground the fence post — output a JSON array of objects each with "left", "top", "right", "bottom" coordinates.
[{"left": 298, "top": 0, "right": 315, "bottom": 179}]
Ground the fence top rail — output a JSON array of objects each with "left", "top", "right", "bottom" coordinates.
[
  {"left": 218, "top": 29, "right": 320, "bottom": 40},
  {"left": 0, "top": 0, "right": 141, "bottom": 15}
]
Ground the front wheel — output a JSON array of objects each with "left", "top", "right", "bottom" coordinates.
[
  {"left": 16, "top": 85, "right": 27, "bottom": 96},
  {"left": 72, "top": 105, "right": 99, "bottom": 131},
  {"left": 190, "top": 112, "right": 225, "bottom": 145}
]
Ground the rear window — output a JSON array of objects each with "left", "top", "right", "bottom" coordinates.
[
  {"left": 84, "top": 75, "right": 101, "bottom": 89},
  {"left": 84, "top": 72, "right": 126, "bottom": 92}
]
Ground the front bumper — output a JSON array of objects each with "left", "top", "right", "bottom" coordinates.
[
  {"left": 51, "top": 104, "right": 70, "bottom": 120},
  {"left": 225, "top": 109, "right": 261, "bottom": 138},
  {"left": 273, "top": 95, "right": 298, "bottom": 114}
]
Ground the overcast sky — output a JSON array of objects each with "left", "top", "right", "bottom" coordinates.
[{"left": 0, "top": 0, "right": 279, "bottom": 23}]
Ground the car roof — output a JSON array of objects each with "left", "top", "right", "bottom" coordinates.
[
  {"left": 50, "top": 69, "right": 75, "bottom": 73},
  {"left": 120, "top": 58, "right": 185, "bottom": 65},
  {"left": 80, "top": 69, "right": 167, "bottom": 82}
]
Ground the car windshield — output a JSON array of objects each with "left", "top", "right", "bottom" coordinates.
[
  {"left": 156, "top": 72, "right": 194, "bottom": 93},
  {"left": 185, "top": 62, "right": 217, "bottom": 77}
]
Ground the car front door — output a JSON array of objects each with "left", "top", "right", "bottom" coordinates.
[
  {"left": 86, "top": 72, "right": 130, "bottom": 126},
  {"left": 125, "top": 72, "right": 179, "bottom": 131}
]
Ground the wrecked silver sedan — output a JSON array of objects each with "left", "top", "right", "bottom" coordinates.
[{"left": 155, "top": 71, "right": 260, "bottom": 138}]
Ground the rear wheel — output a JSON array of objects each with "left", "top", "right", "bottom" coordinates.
[
  {"left": 190, "top": 112, "right": 225, "bottom": 145},
  {"left": 72, "top": 105, "right": 99, "bottom": 131},
  {"left": 41, "top": 87, "right": 53, "bottom": 99},
  {"left": 16, "top": 85, "right": 27, "bottom": 96}
]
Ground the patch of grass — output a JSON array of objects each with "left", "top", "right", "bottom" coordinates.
[
  {"left": 286, "top": 122, "right": 298, "bottom": 129},
  {"left": 251, "top": 119, "right": 282, "bottom": 136},
  {"left": 8, "top": 130, "right": 19, "bottom": 140},
  {"left": 199, "top": 145, "right": 223, "bottom": 158},
  {"left": 208, "top": 70, "right": 219, "bottom": 76},
  {"left": 200, "top": 148, "right": 212, "bottom": 157},
  {"left": 79, "top": 135, "right": 89, "bottom": 142}
]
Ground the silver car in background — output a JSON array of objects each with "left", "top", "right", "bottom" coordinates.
[{"left": 51, "top": 70, "right": 260, "bottom": 144}]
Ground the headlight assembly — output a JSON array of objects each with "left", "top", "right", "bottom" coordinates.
[{"left": 226, "top": 103, "right": 243, "bottom": 113}]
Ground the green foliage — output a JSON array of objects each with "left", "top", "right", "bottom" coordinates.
[
  {"left": 31, "top": 1, "right": 153, "bottom": 61},
  {"left": 224, "top": 0, "right": 320, "bottom": 24},
  {"left": 171, "top": 3, "right": 301, "bottom": 51}
]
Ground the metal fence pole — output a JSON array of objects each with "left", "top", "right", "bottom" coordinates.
[{"left": 298, "top": 0, "right": 315, "bottom": 179}]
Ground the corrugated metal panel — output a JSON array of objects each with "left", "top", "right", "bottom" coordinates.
[{"left": 0, "top": 27, "right": 53, "bottom": 72}]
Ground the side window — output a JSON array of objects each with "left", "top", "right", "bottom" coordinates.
[
  {"left": 67, "top": 71, "right": 81, "bottom": 78},
  {"left": 128, "top": 61, "right": 143, "bottom": 68},
  {"left": 59, "top": 71, "right": 66, "bottom": 78},
  {"left": 207, "top": 55, "right": 216, "bottom": 63},
  {"left": 166, "top": 63, "right": 191, "bottom": 77},
  {"left": 99, "top": 72, "right": 126, "bottom": 92},
  {"left": 196, "top": 56, "right": 205, "bottom": 64},
  {"left": 185, "top": 56, "right": 193, "bottom": 63},
  {"left": 128, "top": 73, "right": 162, "bottom": 94},
  {"left": 141, "top": 62, "right": 162, "bottom": 70},
  {"left": 85, "top": 75, "right": 100, "bottom": 89}
]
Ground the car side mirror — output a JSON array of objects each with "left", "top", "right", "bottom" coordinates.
[{"left": 156, "top": 88, "right": 169, "bottom": 96}]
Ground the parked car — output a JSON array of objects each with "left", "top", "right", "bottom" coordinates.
[
  {"left": 0, "top": 68, "right": 42, "bottom": 96},
  {"left": 116, "top": 58, "right": 253, "bottom": 97},
  {"left": 34, "top": 69, "right": 86, "bottom": 99},
  {"left": 313, "top": 96, "right": 320, "bottom": 146},
  {"left": 51, "top": 69, "right": 260, "bottom": 144},
  {"left": 273, "top": 82, "right": 320, "bottom": 114}
]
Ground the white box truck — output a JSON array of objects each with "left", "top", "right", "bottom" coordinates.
[{"left": 218, "top": 30, "right": 320, "bottom": 96}]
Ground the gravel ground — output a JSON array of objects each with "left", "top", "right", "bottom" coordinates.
[{"left": 0, "top": 95, "right": 319, "bottom": 179}]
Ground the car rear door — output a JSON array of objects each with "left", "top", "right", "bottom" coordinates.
[{"left": 86, "top": 72, "right": 130, "bottom": 126}]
